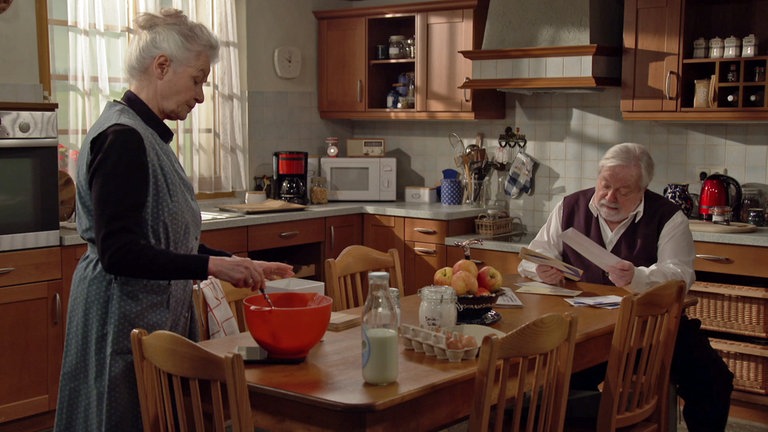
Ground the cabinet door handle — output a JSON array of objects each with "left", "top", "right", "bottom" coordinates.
[
  {"left": 414, "top": 247, "right": 436, "bottom": 256},
  {"left": 357, "top": 80, "right": 362, "bottom": 103},
  {"left": 463, "top": 77, "right": 471, "bottom": 102},
  {"left": 695, "top": 254, "right": 731, "bottom": 263},
  {"left": 54, "top": 292, "right": 61, "bottom": 325},
  {"left": 665, "top": 71, "right": 678, "bottom": 100},
  {"left": 0, "top": 267, "right": 15, "bottom": 274},
  {"left": 279, "top": 231, "right": 299, "bottom": 239},
  {"left": 413, "top": 227, "right": 437, "bottom": 234},
  {"left": 330, "top": 226, "right": 336, "bottom": 251},
  {"left": 414, "top": 227, "right": 437, "bottom": 235},
  {"left": 472, "top": 259, "right": 484, "bottom": 266}
]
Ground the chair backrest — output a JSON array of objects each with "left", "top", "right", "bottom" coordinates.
[
  {"left": 130, "top": 328, "right": 254, "bottom": 432},
  {"left": 468, "top": 312, "right": 579, "bottom": 432},
  {"left": 597, "top": 279, "right": 687, "bottom": 432},
  {"left": 194, "top": 279, "right": 251, "bottom": 340},
  {"left": 324, "top": 245, "right": 404, "bottom": 311}
]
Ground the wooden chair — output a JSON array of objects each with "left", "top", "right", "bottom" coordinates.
[
  {"left": 596, "top": 279, "right": 686, "bottom": 432},
  {"left": 130, "top": 328, "right": 254, "bottom": 432},
  {"left": 468, "top": 312, "right": 579, "bottom": 432},
  {"left": 193, "top": 279, "right": 252, "bottom": 340},
  {"left": 567, "top": 279, "right": 687, "bottom": 432},
  {"left": 324, "top": 245, "right": 404, "bottom": 311}
]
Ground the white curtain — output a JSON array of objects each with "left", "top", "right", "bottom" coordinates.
[{"left": 48, "top": 0, "right": 245, "bottom": 193}]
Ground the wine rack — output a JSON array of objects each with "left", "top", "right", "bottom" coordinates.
[{"left": 681, "top": 56, "right": 768, "bottom": 111}]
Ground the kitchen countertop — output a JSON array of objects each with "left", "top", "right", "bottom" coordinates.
[{"left": 60, "top": 202, "right": 768, "bottom": 250}]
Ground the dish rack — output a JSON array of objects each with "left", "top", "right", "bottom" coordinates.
[{"left": 475, "top": 213, "right": 516, "bottom": 236}]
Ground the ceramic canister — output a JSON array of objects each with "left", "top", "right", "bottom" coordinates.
[{"left": 709, "top": 37, "right": 724, "bottom": 58}]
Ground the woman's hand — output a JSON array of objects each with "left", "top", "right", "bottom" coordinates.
[{"left": 207, "top": 256, "right": 293, "bottom": 290}]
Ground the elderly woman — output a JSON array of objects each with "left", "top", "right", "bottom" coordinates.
[{"left": 54, "top": 9, "right": 293, "bottom": 431}]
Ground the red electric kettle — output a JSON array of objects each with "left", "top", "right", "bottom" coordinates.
[{"left": 698, "top": 173, "right": 742, "bottom": 221}]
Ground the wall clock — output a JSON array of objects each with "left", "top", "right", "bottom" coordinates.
[{"left": 273, "top": 46, "right": 302, "bottom": 79}]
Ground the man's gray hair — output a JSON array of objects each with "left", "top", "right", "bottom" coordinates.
[
  {"left": 599, "top": 143, "right": 654, "bottom": 188},
  {"left": 125, "top": 8, "right": 220, "bottom": 84}
]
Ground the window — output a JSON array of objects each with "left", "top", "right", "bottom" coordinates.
[{"left": 47, "top": 0, "right": 245, "bottom": 193}]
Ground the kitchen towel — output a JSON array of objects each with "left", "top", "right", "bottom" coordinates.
[
  {"left": 505, "top": 150, "right": 536, "bottom": 198},
  {"left": 197, "top": 277, "right": 240, "bottom": 339},
  {"left": 441, "top": 178, "right": 463, "bottom": 205}
]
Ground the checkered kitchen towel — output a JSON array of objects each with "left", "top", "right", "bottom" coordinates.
[
  {"left": 197, "top": 277, "right": 240, "bottom": 339},
  {"left": 505, "top": 150, "right": 536, "bottom": 198}
]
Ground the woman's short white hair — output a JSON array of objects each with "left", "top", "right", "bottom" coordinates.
[
  {"left": 599, "top": 143, "right": 654, "bottom": 188},
  {"left": 125, "top": 8, "right": 219, "bottom": 84}
]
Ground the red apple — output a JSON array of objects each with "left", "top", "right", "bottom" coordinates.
[
  {"left": 452, "top": 259, "right": 478, "bottom": 277},
  {"left": 433, "top": 266, "right": 453, "bottom": 286},
  {"left": 451, "top": 270, "right": 478, "bottom": 296},
  {"left": 476, "top": 287, "right": 492, "bottom": 296},
  {"left": 477, "top": 266, "right": 503, "bottom": 292}
]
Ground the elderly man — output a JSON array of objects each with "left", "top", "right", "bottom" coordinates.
[{"left": 518, "top": 143, "right": 733, "bottom": 432}]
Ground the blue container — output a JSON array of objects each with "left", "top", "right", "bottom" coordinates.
[{"left": 441, "top": 179, "right": 463, "bottom": 205}]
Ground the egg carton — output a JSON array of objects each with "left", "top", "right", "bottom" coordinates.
[{"left": 399, "top": 324, "right": 479, "bottom": 362}]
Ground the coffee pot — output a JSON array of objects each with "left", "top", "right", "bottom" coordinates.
[{"left": 698, "top": 174, "right": 742, "bottom": 221}]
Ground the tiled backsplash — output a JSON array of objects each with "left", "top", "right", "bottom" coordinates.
[{"left": 250, "top": 88, "right": 768, "bottom": 230}]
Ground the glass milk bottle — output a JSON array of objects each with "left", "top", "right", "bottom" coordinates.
[{"left": 361, "top": 272, "right": 399, "bottom": 385}]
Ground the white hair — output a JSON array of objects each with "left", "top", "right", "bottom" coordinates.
[
  {"left": 125, "top": 8, "right": 219, "bottom": 84},
  {"left": 598, "top": 143, "right": 654, "bottom": 188}
]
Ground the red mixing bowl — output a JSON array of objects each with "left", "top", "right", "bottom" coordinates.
[{"left": 243, "top": 292, "right": 333, "bottom": 360}]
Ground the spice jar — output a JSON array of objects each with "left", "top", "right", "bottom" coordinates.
[
  {"left": 309, "top": 176, "right": 328, "bottom": 204},
  {"left": 746, "top": 208, "right": 766, "bottom": 227},
  {"left": 388, "top": 35, "right": 407, "bottom": 59}
]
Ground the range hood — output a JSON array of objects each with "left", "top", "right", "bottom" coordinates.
[{"left": 461, "top": 0, "right": 624, "bottom": 93}]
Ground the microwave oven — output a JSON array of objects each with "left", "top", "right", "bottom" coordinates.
[
  {"left": 0, "top": 110, "right": 60, "bottom": 251},
  {"left": 320, "top": 157, "right": 396, "bottom": 201}
]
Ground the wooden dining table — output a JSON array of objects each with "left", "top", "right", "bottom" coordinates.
[{"left": 199, "top": 276, "right": 630, "bottom": 431}]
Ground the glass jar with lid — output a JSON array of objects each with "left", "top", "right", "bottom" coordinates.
[
  {"left": 310, "top": 176, "right": 328, "bottom": 204},
  {"left": 388, "top": 35, "right": 407, "bottom": 59},
  {"left": 418, "top": 285, "right": 457, "bottom": 330},
  {"left": 740, "top": 188, "right": 764, "bottom": 222}
]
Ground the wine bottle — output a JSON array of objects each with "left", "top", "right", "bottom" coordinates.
[
  {"left": 726, "top": 92, "right": 739, "bottom": 106},
  {"left": 749, "top": 92, "right": 763, "bottom": 106}
]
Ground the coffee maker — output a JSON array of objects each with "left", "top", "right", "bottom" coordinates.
[{"left": 272, "top": 151, "right": 308, "bottom": 204}]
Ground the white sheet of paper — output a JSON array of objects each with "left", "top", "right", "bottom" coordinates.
[
  {"left": 561, "top": 228, "right": 622, "bottom": 272},
  {"left": 515, "top": 282, "right": 582, "bottom": 297},
  {"left": 495, "top": 287, "right": 524, "bottom": 307}
]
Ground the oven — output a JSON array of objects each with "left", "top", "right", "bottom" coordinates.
[{"left": 0, "top": 110, "right": 60, "bottom": 251}]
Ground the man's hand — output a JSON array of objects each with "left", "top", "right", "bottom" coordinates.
[
  {"left": 607, "top": 260, "right": 635, "bottom": 287},
  {"left": 536, "top": 264, "right": 564, "bottom": 285}
]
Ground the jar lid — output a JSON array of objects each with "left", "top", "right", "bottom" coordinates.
[
  {"left": 694, "top": 38, "right": 707, "bottom": 47},
  {"left": 725, "top": 35, "right": 741, "bottom": 46},
  {"left": 419, "top": 285, "right": 456, "bottom": 300},
  {"left": 389, "top": 35, "right": 406, "bottom": 41},
  {"left": 709, "top": 37, "right": 724, "bottom": 46},
  {"left": 743, "top": 34, "right": 756, "bottom": 44}
]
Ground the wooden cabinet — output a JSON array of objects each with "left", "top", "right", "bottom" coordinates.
[
  {"left": 621, "top": 0, "right": 682, "bottom": 115},
  {"left": 622, "top": 0, "right": 768, "bottom": 121},
  {"left": 200, "top": 227, "right": 248, "bottom": 257},
  {"left": 402, "top": 217, "right": 475, "bottom": 295},
  {"left": 247, "top": 219, "right": 325, "bottom": 280},
  {"left": 317, "top": 17, "right": 366, "bottom": 112},
  {"left": 690, "top": 241, "right": 768, "bottom": 404},
  {"left": 325, "top": 214, "right": 363, "bottom": 260},
  {"left": 446, "top": 246, "right": 521, "bottom": 276},
  {"left": 363, "top": 214, "right": 405, "bottom": 266},
  {"left": 0, "top": 247, "right": 63, "bottom": 423},
  {"left": 314, "top": 0, "right": 504, "bottom": 120}
]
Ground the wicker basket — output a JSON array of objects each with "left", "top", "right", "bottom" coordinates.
[
  {"left": 709, "top": 338, "right": 768, "bottom": 394},
  {"left": 687, "top": 281, "right": 768, "bottom": 337},
  {"left": 475, "top": 216, "right": 514, "bottom": 236}
]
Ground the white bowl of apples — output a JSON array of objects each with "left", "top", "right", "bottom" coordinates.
[{"left": 433, "top": 259, "right": 504, "bottom": 323}]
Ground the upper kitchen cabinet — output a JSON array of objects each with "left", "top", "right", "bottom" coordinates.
[
  {"left": 622, "top": 0, "right": 768, "bottom": 120},
  {"left": 621, "top": 0, "right": 682, "bottom": 115},
  {"left": 313, "top": 0, "right": 504, "bottom": 120}
]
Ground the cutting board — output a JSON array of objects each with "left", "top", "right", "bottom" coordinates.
[
  {"left": 59, "top": 170, "right": 76, "bottom": 222},
  {"left": 689, "top": 220, "right": 758, "bottom": 233},
  {"left": 218, "top": 199, "right": 306, "bottom": 214}
]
